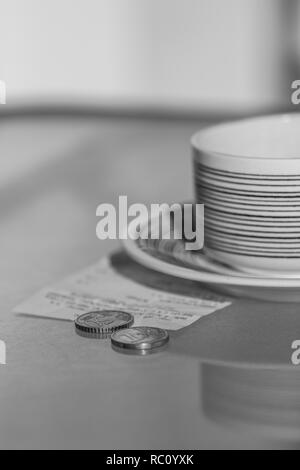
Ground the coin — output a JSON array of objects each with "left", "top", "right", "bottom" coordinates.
[
  {"left": 75, "top": 310, "right": 134, "bottom": 339},
  {"left": 111, "top": 327, "right": 169, "bottom": 354}
]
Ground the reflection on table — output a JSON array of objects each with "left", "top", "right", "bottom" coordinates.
[{"left": 201, "top": 362, "right": 300, "bottom": 443}]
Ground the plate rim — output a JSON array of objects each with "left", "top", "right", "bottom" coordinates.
[{"left": 122, "top": 212, "right": 300, "bottom": 288}]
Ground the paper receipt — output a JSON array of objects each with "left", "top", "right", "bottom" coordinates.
[{"left": 14, "top": 256, "right": 232, "bottom": 330}]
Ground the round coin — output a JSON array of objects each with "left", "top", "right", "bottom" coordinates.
[
  {"left": 75, "top": 310, "right": 134, "bottom": 339},
  {"left": 111, "top": 326, "right": 169, "bottom": 353}
]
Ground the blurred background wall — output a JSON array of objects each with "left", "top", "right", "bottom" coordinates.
[{"left": 0, "top": 0, "right": 299, "bottom": 113}]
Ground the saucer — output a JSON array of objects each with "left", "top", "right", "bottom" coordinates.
[{"left": 122, "top": 205, "right": 300, "bottom": 302}]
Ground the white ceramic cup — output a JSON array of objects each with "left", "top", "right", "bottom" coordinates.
[{"left": 192, "top": 113, "right": 300, "bottom": 275}]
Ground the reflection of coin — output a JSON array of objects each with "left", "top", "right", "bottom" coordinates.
[
  {"left": 111, "top": 327, "right": 169, "bottom": 353},
  {"left": 75, "top": 310, "right": 134, "bottom": 339}
]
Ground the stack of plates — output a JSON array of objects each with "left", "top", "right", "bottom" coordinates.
[
  {"left": 194, "top": 161, "right": 300, "bottom": 273},
  {"left": 192, "top": 114, "right": 300, "bottom": 275}
]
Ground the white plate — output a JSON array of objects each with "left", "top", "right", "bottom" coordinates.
[
  {"left": 122, "top": 206, "right": 300, "bottom": 301},
  {"left": 194, "top": 167, "right": 300, "bottom": 185},
  {"left": 205, "top": 205, "right": 300, "bottom": 218},
  {"left": 196, "top": 187, "right": 300, "bottom": 204},
  {"left": 205, "top": 238, "right": 300, "bottom": 254},
  {"left": 194, "top": 162, "right": 300, "bottom": 181},
  {"left": 195, "top": 183, "right": 300, "bottom": 198},
  {"left": 205, "top": 211, "right": 300, "bottom": 227},
  {"left": 205, "top": 218, "right": 300, "bottom": 234},
  {"left": 197, "top": 191, "right": 300, "bottom": 209},
  {"left": 200, "top": 198, "right": 300, "bottom": 212},
  {"left": 204, "top": 200, "right": 300, "bottom": 216},
  {"left": 196, "top": 174, "right": 300, "bottom": 193},
  {"left": 205, "top": 229, "right": 300, "bottom": 245},
  {"left": 195, "top": 167, "right": 300, "bottom": 185}
]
